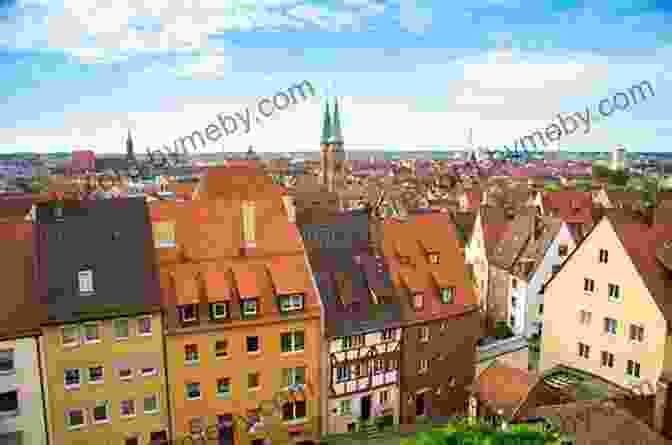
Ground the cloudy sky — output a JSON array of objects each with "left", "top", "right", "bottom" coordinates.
[{"left": 1, "top": 0, "right": 671, "bottom": 154}]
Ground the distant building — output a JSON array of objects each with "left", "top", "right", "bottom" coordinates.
[{"left": 611, "top": 145, "right": 627, "bottom": 171}]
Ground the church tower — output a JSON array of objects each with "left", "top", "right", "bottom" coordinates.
[
  {"left": 125, "top": 129, "right": 136, "bottom": 164},
  {"left": 320, "top": 97, "right": 345, "bottom": 192}
]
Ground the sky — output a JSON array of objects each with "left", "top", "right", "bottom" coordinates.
[{"left": 0, "top": 0, "right": 671, "bottom": 154}]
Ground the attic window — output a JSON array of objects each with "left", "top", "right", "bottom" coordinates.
[
  {"left": 440, "top": 287, "right": 455, "bottom": 304},
  {"left": 279, "top": 294, "right": 304, "bottom": 313}
]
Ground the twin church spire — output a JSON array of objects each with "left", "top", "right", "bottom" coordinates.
[{"left": 320, "top": 97, "right": 344, "bottom": 145}]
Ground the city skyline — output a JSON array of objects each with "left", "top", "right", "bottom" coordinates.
[{"left": 1, "top": 0, "right": 671, "bottom": 154}]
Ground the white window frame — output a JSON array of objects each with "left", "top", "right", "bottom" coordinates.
[
  {"left": 584, "top": 278, "right": 595, "bottom": 293},
  {"left": 212, "top": 303, "right": 228, "bottom": 320},
  {"left": 419, "top": 359, "right": 429, "bottom": 374},
  {"left": 280, "top": 294, "right": 304, "bottom": 312},
  {"left": 137, "top": 316, "right": 152, "bottom": 336},
  {"left": 336, "top": 366, "right": 351, "bottom": 382},
  {"left": 82, "top": 322, "right": 101, "bottom": 344},
  {"left": 92, "top": 401, "right": 111, "bottom": 424},
  {"left": 185, "top": 344, "right": 199, "bottom": 363},
  {"left": 120, "top": 399, "right": 136, "bottom": 418},
  {"left": 216, "top": 378, "right": 231, "bottom": 397},
  {"left": 113, "top": 318, "right": 130, "bottom": 340},
  {"left": 64, "top": 368, "right": 81, "bottom": 389},
  {"left": 88, "top": 366, "right": 104, "bottom": 385},
  {"left": 338, "top": 399, "right": 352, "bottom": 416},
  {"left": 66, "top": 408, "right": 86, "bottom": 430},
  {"left": 186, "top": 382, "right": 201, "bottom": 401},
  {"left": 604, "top": 318, "right": 617, "bottom": 335},
  {"left": 608, "top": 284, "right": 621, "bottom": 302},
  {"left": 78, "top": 269, "right": 94, "bottom": 294},
  {"left": 283, "top": 367, "right": 306, "bottom": 388},
  {"left": 139, "top": 367, "right": 158, "bottom": 377},
  {"left": 630, "top": 324, "right": 644, "bottom": 342},
  {"left": 599, "top": 249, "right": 609, "bottom": 263},
  {"left": 242, "top": 299, "right": 258, "bottom": 316},
  {"left": 62, "top": 325, "right": 80, "bottom": 347},
  {"left": 143, "top": 394, "right": 160, "bottom": 413},
  {"left": 119, "top": 368, "right": 133, "bottom": 381},
  {"left": 627, "top": 360, "right": 641, "bottom": 378}
]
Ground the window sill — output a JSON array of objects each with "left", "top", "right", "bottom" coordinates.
[
  {"left": 138, "top": 332, "right": 153, "bottom": 337},
  {"left": 216, "top": 393, "right": 232, "bottom": 400},
  {"left": 67, "top": 425, "right": 85, "bottom": 431},
  {"left": 144, "top": 410, "right": 160, "bottom": 415},
  {"left": 65, "top": 385, "right": 81, "bottom": 391}
]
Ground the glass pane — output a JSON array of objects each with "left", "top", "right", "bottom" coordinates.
[
  {"left": 281, "top": 334, "right": 291, "bottom": 352},
  {"left": 295, "top": 367, "right": 305, "bottom": 384},
  {"left": 294, "top": 332, "right": 304, "bottom": 350}
]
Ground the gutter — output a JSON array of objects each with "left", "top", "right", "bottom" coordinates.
[{"left": 35, "top": 334, "right": 50, "bottom": 445}]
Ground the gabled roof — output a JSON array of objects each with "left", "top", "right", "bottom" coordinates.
[
  {"left": 194, "top": 166, "right": 285, "bottom": 202},
  {"left": 542, "top": 190, "right": 593, "bottom": 225},
  {"left": 478, "top": 206, "right": 510, "bottom": 259},
  {"left": 470, "top": 361, "right": 538, "bottom": 418}
]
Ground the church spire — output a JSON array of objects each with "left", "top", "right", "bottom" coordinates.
[
  {"left": 330, "top": 97, "right": 343, "bottom": 144},
  {"left": 126, "top": 129, "right": 136, "bottom": 162},
  {"left": 321, "top": 99, "right": 332, "bottom": 145}
]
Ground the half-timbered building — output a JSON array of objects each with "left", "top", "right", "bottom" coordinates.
[{"left": 297, "top": 208, "right": 404, "bottom": 435}]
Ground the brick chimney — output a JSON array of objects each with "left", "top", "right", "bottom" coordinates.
[{"left": 654, "top": 374, "right": 672, "bottom": 436}]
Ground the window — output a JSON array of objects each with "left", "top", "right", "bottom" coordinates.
[
  {"left": 120, "top": 399, "right": 135, "bottom": 417},
  {"left": 65, "top": 368, "right": 81, "bottom": 389},
  {"left": 66, "top": 409, "right": 85, "bottom": 430},
  {"left": 282, "top": 367, "right": 306, "bottom": 387},
  {"left": 184, "top": 344, "right": 199, "bottom": 363},
  {"left": 374, "top": 359, "right": 384, "bottom": 374},
  {"left": 608, "top": 284, "right": 621, "bottom": 302},
  {"left": 248, "top": 373, "right": 260, "bottom": 390},
  {"left": 604, "top": 318, "right": 617, "bottom": 335},
  {"left": 279, "top": 294, "right": 304, "bottom": 312},
  {"left": 78, "top": 269, "right": 94, "bottom": 293},
  {"left": 413, "top": 293, "right": 424, "bottom": 309},
  {"left": 552, "top": 265, "right": 561, "bottom": 274},
  {"left": 626, "top": 360, "right": 641, "bottom": 378},
  {"left": 419, "top": 326, "right": 429, "bottom": 342},
  {"left": 124, "top": 437, "right": 140, "bottom": 445},
  {"left": 380, "top": 390, "right": 389, "bottom": 405},
  {"left": 211, "top": 303, "right": 229, "bottom": 320},
  {"left": 388, "top": 359, "right": 398, "bottom": 371},
  {"left": 382, "top": 328, "right": 394, "bottom": 341},
  {"left": 512, "top": 278, "right": 518, "bottom": 289},
  {"left": 601, "top": 351, "right": 615, "bottom": 368},
  {"left": 88, "top": 366, "right": 104, "bottom": 384},
  {"left": 62, "top": 325, "right": 80, "bottom": 347},
  {"left": 247, "top": 336, "right": 260, "bottom": 353},
  {"left": 186, "top": 382, "right": 201, "bottom": 400},
  {"left": 153, "top": 221, "right": 176, "bottom": 248},
  {"left": 440, "top": 321, "right": 448, "bottom": 331},
  {"left": 578, "top": 342, "right": 590, "bottom": 359},
  {"left": 281, "top": 332, "right": 304, "bottom": 353},
  {"left": 599, "top": 249, "right": 609, "bottom": 263},
  {"left": 189, "top": 417, "right": 206, "bottom": 434},
  {"left": 143, "top": 395, "right": 159, "bottom": 413},
  {"left": 282, "top": 401, "right": 306, "bottom": 422},
  {"left": 538, "top": 304, "right": 544, "bottom": 315},
  {"left": 336, "top": 366, "right": 351, "bottom": 382},
  {"left": 579, "top": 310, "right": 592, "bottom": 325},
  {"left": 119, "top": 368, "right": 133, "bottom": 381},
  {"left": 113, "top": 319, "right": 130, "bottom": 340},
  {"left": 215, "top": 340, "right": 229, "bottom": 358},
  {"left": 630, "top": 325, "right": 645, "bottom": 342},
  {"left": 241, "top": 299, "right": 258, "bottom": 317},
  {"left": 558, "top": 245, "right": 568, "bottom": 256},
  {"left": 92, "top": 401, "right": 110, "bottom": 424},
  {"left": 440, "top": 287, "right": 455, "bottom": 304},
  {"left": 140, "top": 367, "right": 158, "bottom": 377},
  {"left": 427, "top": 253, "right": 440, "bottom": 264},
  {"left": 83, "top": 322, "right": 101, "bottom": 343},
  {"left": 584, "top": 278, "right": 595, "bottom": 293},
  {"left": 216, "top": 378, "right": 231, "bottom": 398},
  {"left": 0, "top": 391, "right": 18, "bottom": 415},
  {"left": 137, "top": 316, "right": 152, "bottom": 336},
  {"left": 419, "top": 359, "right": 429, "bottom": 374},
  {"left": 0, "top": 350, "right": 14, "bottom": 374},
  {"left": 338, "top": 399, "right": 352, "bottom": 415},
  {"left": 179, "top": 304, "right": 198, "bottom": 323}
]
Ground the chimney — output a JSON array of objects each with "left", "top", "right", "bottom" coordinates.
[
  {"left": 653, "top": 374, "right": 671, "bottom": 435},
  {"left": 282, "top": 195, "right": 296, "bottom": 223},
  {"left": 241, "top": 201, "right": 257, "bottom": 248}
]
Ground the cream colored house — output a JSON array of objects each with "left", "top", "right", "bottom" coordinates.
[
  {"left": 540, "top": 212, "right": 672, "bottom": 391},
  {"left": 465, "top": 211, "right": 488, "bottom": 307}
]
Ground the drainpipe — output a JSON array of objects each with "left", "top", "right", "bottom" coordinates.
[
  {"left": 160, "top": 312, "right": 175, "bottom": 443},
  {"left": 35, "top": 334, "right": 50, "bottom": 445}
]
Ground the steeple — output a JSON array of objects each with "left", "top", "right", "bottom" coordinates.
[
  {"left": 329, "top": 97, "right": 343, "bottom": 144},
  {"left": 321, "top": 100, "right": 332, "bottom": 145},
  {"left": 126, "top": 129, "right": 136, "bottom": 163}
]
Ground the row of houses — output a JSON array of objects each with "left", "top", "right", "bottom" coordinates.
[{"left": 0, "top": 166, "right": 482, "bottom": 445}]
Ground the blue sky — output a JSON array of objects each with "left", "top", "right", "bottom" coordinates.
[{"left": 1, "top": 0, "right": 671, "bottom": 154}]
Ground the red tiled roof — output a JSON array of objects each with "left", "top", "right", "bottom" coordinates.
[
  {"left": 473, "top": 362, "right": 537, "bottom": 417},
  {"left": 542, "top": 191, "right": 593, "bottom": 225}
]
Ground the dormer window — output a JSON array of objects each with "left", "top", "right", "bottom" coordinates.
[
  {"left": 413, "top": 293, "right": 424, "bottom": 310},
  {"left": 78, "top": 269, "right": 94, "bottom": 294},
  {"left": 241, "top": 298, "right": 258, "bottom": 317},
  {"left": 210, "top": 303, "right": 229, "bottom": 320},
  {"left": 440, "top": 287, "right": 455, "bottom": 304},
  {"left": 178, "top": 304, "right": 197, "bottom": 323},
  {"left": 427, "top": 253, "right": 440, "bottom": 264},
  {"left": 279, "top": 294, "right": 304, "bottom": 313}
]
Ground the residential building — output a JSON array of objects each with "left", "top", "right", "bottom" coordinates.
[
  {"left": 154, "top": 167, "right": 321, "bottom": 445},
  {"left": 297, "top": 207, "right": 402, "bottom": 436},
  {"left": 540, "top": 210, "right": 672, "bottom": 391},
  {"left": 0, "top": 222, "right": 49, "bottom": 445},
  {"left": 382, "top": 212, "right": 482, "bottom": 424},
  {"left": 34, "top": 199, "right": 169, "bottom": 445}
]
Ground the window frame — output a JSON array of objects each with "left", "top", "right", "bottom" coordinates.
[
  {"left": 82, "top": 322, "right": 102, "bottom": 344},
  {"left": 0, "top": 349, "right": 15, "bottom": 375},
  {"left": 599, "top": 249, "right": 609, "bottom": 264},
  {"left": 413, "top": 293, "right": 424, "bottom": 310},
  {"left": 281, "top": 331, "right": 304, "bottom": 353},
  {"left": 143, "top": 394, "right": 160, "bottom": 414},
  {"left": 558, "top": 244, "right": 568, "bottom": 256},
  {"left": 216, "top": 378, "right": 231, "bottom": 398},
  {"left": 139, "top": 367, "right": 158, "bottom": 377},
  {"left": 88, "top": 366, "right": 104, "bottom": 385},
  {"left": 179, "top": 304, "right": 198, "bottom": 323},
  {"left": 604, "top": 317, "right": 617, "bottom": 335},
  {"left": 92, "top": 400, "right": 111, "bottom": 424},
  {"left": 608, "top": 283, "right": 621, "bottom": 302},
  {"left": 583, "top": 278, "right": 595, "bottom": 293},
  {"left": 113, "top": 318, "right": 130, "bottom": 340},
  {"left": 601, "top": 351, "right": 615, "bottom": 368},
  {"left": 247, "top": 372, "right": 260, "bottom": 391},
  {"left": 64, "top": 368, "right": 81, "bottom": 389},
  {"left": 241, "top": 298, "right": 258, "bottom": 317},
  {"left": 279, "top": 294, "right": 305, "bottom": 312},
  {"left": 78, "top": 269, "right": 95, "bottom": 294},
  {"left": 211, "top": 303, "right": 229, "bottom": 320},
  {"left": 246, "top": 336, "right": 260, "bottom": 354},
  {"left": 66, "top": 408, "right": 86, "bottom": 430},
  {"left": 282, "top": 400, "right": 307, "bottom": 422},
  {"left": 630, "top": 324, "right": 644, "bottom": 342},
  {"left": 184, "top": 344, "right": 199, "bottom": 363},
  {"left": 119, "top": 368, "right": 133, "bottom": 381},
  {"left": 338, "top": 399, "right": 352, "bottom": 416},
  {"left": 419, "top": 359, "right": 429, "bottom": 374},
  {"left": 137, "top": 316, "right": 152, "bottom": 336},
  {"left": 214, "top": 340, "right": 229, "bottom": 359},
  {"left": 120, "top": 399, "right": 136, "bottom": 418},
  {"left": 440, "top": 287, "right": 455, "bottom": 304},
  {"left": 62, "top": 325, "right": 80, "bottom": 348},
  {"left": 419, "top": 326, "right": 430, "bottom": 343},
  {"left": 427, "top": 253, "right": 440, "bottom": 264}
]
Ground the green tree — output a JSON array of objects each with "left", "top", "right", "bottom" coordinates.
[
  {"left": 609, "top": 169, "right": 629, "bottom": 187},
  {"left": 592, "top": 164, "right": 611, "bottom": 180}
]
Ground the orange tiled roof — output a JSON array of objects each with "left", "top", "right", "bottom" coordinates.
[{"left": 473, "top": 362, "right": 537, "bottom": 417}]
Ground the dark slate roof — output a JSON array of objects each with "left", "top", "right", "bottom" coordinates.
[
  {"left": 298, "top": 209, "right": 402, "bottom": 338},
  {"left": 34, "top": 198, "right": 161, "bottom": 324}
]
